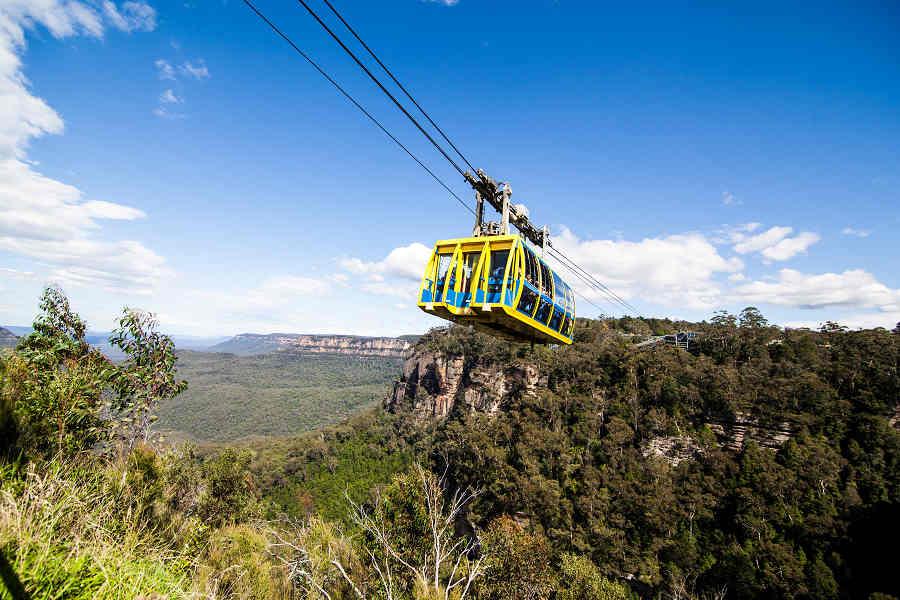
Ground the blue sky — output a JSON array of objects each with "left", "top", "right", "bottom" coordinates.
[{"left": 1, "top": 0, "right": 898, "bottom": 336}]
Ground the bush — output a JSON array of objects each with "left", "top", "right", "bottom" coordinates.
[
  {"left": 197, "top": 524, "right": 290, "bottom": 599},
  {"left": 557, "top": 553, "right": 631, "bottom": 600},
  {"left": 476, "top": 516, "right": 556, "bottom": 599}
]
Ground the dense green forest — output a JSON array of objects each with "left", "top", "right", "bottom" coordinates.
[
  {"left": 246, "top": 312, "right": 900, "bottom": 599},
  {"left": 158, "top": 351, "right": 398, "bottom": 442},
  {"left": 1, "top": 289, "right": 898, "bottom": 599}
]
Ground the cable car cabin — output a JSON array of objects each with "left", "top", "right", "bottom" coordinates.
[{"left": 418, "top": 234, "right": 575, "bottom": 345}]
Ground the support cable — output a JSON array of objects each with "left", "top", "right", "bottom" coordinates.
[
  {"left": 244, "top": 0, "right": 636, "bottom": 316},
  {"left": 548, "top": 245, "right": 637, "bottom": 313},
  {"left": 320, "top": 0, "right": 479, "bottom": 175},
  {"left": 547, "top": 250, "right": 626, "bottom": 313},
  {"left": 294, "top": 0, "right": 469, "bottom": 178},
  {"left": 547, "top": 247, "right": 636, "bottom": 314},
  {"left": 241, "top": 0, "right": 474, "bottom": 216}
]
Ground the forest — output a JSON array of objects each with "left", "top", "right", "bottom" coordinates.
[
  {"left": 159, "top": 350, "right": 399, "bottom": 442},
  {"left": 1, "top": 288, "right": 898, "bottom": 599}
]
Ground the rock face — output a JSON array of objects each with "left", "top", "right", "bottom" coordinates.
[
  {"left": 642, "top": 435, "right": 704, "bottom": 466},
  {"left": 0, "top": 327, "right": 18, "bottom": 349},
  {"left": 385, "top": 348, "right": 543, "bottom": 421},
  {"left": 210, "top": 333, "right": 412, "bottom": 357},
  {"left": 708, "top": 412, "right": 792, "bottom": 452}
]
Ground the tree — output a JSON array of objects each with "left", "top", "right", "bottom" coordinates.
[
  {"left": 710, "top": 310, "right": 737, "bottom": 329},
  {"left": 556, "top": 554, "right": 630, "bottom": 600},
  {"left": 738, "top": 307, "right": 768, "bottom": 329},
  {"left": 108, "top": 308, "right": 187, "bottom": 452},
  {"left": 892, "top": 322, "right": 899, "bottom": 335},
  {"left": 476, "top": 516, "right": 556, "bottom": 600},
  {"left": 2, "top": 288, "right": 187, "bottom": 457},
  {"left": 348, "top": 464, "right": 484, "bottom": 599},
  {"left": 9, "top": 287, "right": 113, "bottom": 456}
]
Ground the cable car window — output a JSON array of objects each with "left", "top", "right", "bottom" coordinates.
[
  {"left": 459, "top": 252, "right": 479, "bottom": 294},
  {"left": 434, "top": 253, "right": 452, "bottom": 299},
  {"left": 553, "top": 272, "right": 565, "bottom": 306},
  {"left": 535, "top": 296, "right": 553, "bottom": 325},
  {"left": 487, "top": 250, "right": 509, "bottom": 300},
  {"left": 549, "top": 307, "right": 563, "bottom": 331},
  {"left": 539, "top": 262, "right": 553, "bottom": 297},
  {"left": 559, "top": 314, "right": 570, "bottom": 335},
  {"left": 524, "top": 247, "right": 539, "bottom": 287},
  {"left": 518, "top": 285, "right": 538, "bottom": 316}
]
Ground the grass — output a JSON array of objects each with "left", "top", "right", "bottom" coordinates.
[{"left": 0, "top": 461, "right": 192, "bottom": 599}]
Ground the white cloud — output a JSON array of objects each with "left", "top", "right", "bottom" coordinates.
[
  {"left": 422, "top": 0, "right": 459, "bottom": 5},
  {"left": 552, "top": 227, "right": 743, "bottom": 310},
  {"left": 185, "top": 275, "right": 331, "bottom": 319},
  {"left": 179, "top": 60, "right": 209, "bottom": 80},
  {"left": 842, "top": 227, "right": 870, "bottom": 238},
  {"left": 159, "top": 88, "right": 181, "bottom": 104},
  {"left": 154, "top": 58, "right": 175, "bottom": 80},
  {"left": 731, "top": 225, "right": 819, "bottom": 261},
  {"left": 721, "top": 191, "right": 740, "bottom": 206},
  {"left": 733, "top": 225, "right": 792, "bottom": 254},
  {"left": 784, "top": 312, "right": 900, "bottom": 331},
  {"left": 153, "top": 60, "right": 207, "bottom": 117},
  {"left": 734, "top": 269, "right": 900, "bottom": 312},
  {"left": 0, "top": 237, "right": 168, "bottom": 294},
  {"left": 338, "top": 243, "right": 431, "bottom": 300},
  {"left": 103, "top": 1, "right": 156, "bottom": 32},
  {"left": 340, "top": 242, "right": 432, "bottom": 282},
  {"left": 0, "top": 0, "right": 166, "bottom": 294},
  {"left": 0, "top": 267, "right": 34, "bottom": 279},
  {"left": 0, "top": 157, "right": 146, "bottom": 241},
  {"left": 759, "top": 231, "right": 819, "bottom": 261},
  {"left": 152, "top": 106, "right": 184, "bottom": 119}
]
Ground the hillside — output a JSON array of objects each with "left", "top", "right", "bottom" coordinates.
[
  {"left": 0, "top": 326, "right": 18, "bottom": 348},
  {"left": 156, "top": 350, "right": 400, "bottom": 441},
  {"left": 209, "top": 332, "right": 414, "bottom": 357},
  {"left": 252, "top": 317, "right": 900, "bottom": 599}
]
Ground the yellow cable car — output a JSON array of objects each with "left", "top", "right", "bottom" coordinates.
[{"left": 418, "top": 234, "right": 575, "bottom": 344}]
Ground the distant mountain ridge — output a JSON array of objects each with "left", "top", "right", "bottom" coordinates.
[
  {"left": 0, "top": 326, "right": 18, "bottom": 348},
  {"left": 209, "top": 333, "right": 417, "bottom": 357}
]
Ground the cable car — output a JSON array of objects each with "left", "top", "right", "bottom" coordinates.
[{"left": 418, "top": 234, "right": 575, "bottom": 344}]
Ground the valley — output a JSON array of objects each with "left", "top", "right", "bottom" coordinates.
[{"left": 157, "top": 349, "right": 401, "bottom": 442}]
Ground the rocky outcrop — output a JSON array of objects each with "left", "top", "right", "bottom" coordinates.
[
  {"left": 642, "top": 435, "right": 704, "bottom": 466},
  {"left": 283, "top": 335, "right": 411, "bottom": 358},
  {"left": 210, "top": 333, "right": 412, "bottom": 357},
  {"left": 708, "top": 412, "right": 792, "bottom": 452},
  {"left": 385, "top": 348, "right": 543, "bottom": 421}
]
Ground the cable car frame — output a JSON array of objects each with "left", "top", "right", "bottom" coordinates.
[
  {"left": 418, "top": 170, "right": 576, "bottom": 345},
  {"left": 418, "top": 234, "right": 575, "bottom": 344}
]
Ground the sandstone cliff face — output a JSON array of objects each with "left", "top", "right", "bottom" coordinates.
[
  {"left": 385, "top": 348, "right": 544, "bottom": 421},
  {"left": 283, "top": 335, "right": 411, "bottom": 358},
  {"left": 211, "top": 333, "right": 412, "bottom": 357}
]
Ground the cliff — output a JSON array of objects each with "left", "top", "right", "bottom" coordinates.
[
  {"left": 386, "top": 326, "right": 795, "bottom": 459},
  {"left": 209, "top": 333, "right": 413, "bottom": 358},
  {"left": 385, "top": 348, "right": 544, "bottom": 420}
]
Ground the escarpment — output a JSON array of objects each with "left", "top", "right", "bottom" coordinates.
[
  {"left": 385, "top": 325, "right": 801, "bottom": 459},
  {"left": 385, "top": 346, "right": 544, "bottom": 420}
]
